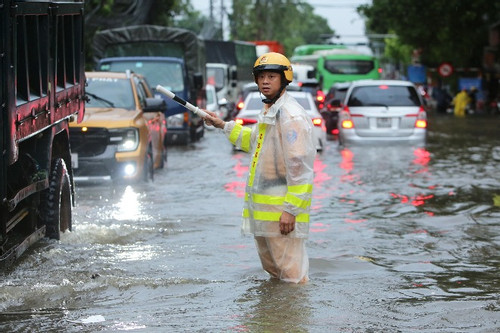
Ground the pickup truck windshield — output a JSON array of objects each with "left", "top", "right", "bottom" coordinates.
[
  {"left": 99, "top": 61, "right": 185, "bottom": 93},
  {"left": 86, "top": 78, "right": 135, "bottom": 109}
]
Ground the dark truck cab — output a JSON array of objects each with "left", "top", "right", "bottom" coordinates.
[
  {"left": 0, "top": 0, "right": 85, "bottom": 267},
  {"left": 93, "top": 25, "right": 206, "bottom": 145}
]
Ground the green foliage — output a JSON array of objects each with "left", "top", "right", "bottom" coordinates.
[
  {"left": 358, "top": 0, "right": 500, "bottom": 67},
  {"left": 84, "top": 0, "right": 335, "bottom": 66},
  {"left": 229, "top": 0, "right": 333, "bottom": 56}
]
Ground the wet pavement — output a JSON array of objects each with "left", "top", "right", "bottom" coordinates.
[{"left": 1, "top": 114, "right": 499, "bottom": 332}]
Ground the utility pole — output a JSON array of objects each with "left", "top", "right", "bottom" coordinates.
[
  {"left": 220, "top": 0, "right": 224, "bottom": 40},
  {"left": 209, "top": 0, "right": 214, "bottom": 20}
]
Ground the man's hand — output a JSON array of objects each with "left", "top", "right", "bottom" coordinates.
[
  {"left": 203, "top": 110, "right": 225, "bottom": 129},
  {"left": 280, "top": 211, "right": 295, "bottom": 235}
]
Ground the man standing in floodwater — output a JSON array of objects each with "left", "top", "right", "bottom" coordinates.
[{"left": 203, "top": 52, "right": 316, "bottom": 283}]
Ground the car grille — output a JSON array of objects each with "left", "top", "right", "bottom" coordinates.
[{"left": 70, "top": 127, "right": 109, "bottom": 157}]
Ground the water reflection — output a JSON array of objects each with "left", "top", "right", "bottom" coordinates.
[
  {"left": 112, "top": 186, "right": 146, "bottom": 221},
  {"left": 236, "top": 280, "right": 312, "bottom": 332}
]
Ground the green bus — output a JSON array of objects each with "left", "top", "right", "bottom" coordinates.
[{"left": 291, "top": 45, "right": 381, "bottom": 92}]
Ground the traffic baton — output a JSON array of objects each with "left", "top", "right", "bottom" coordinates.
[{"left": 155, "top": 85, "right": 208, "bottom": 118}]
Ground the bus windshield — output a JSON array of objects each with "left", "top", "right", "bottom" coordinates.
[
  {"left": 324, "top": 59, "right": 375, "bottom": 75},
  {"left": 317, "top": 54, "right": 379, "bottom": 92}
]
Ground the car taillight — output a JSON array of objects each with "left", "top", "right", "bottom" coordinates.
[
  {"left": 341, "top": 119, "right": 354, "bottom": 129},
  {"left": 312, "top": 117, "right": 323, "bottom": 127},
  {"left": 316, "top": 90, "right": 325, "bottom": 103},
  {"left": 235, "top": 118, "right": 257, "bottom": 126},
  {"left": 415, "top": 106, "right": 427, "bottom": 128},
  {"left": 236, "top": 100, "right": 244, "bottom": 110},
  {"left": 340, "top": 105, "right": 354, "bottom": 129}
]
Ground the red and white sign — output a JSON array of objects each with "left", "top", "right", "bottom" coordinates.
[{"left": 438, "top": 62, "right": 454, "bottom": 77}]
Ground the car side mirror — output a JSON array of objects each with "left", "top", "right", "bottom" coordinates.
[
  {"left": 144, "top": 97, "right": 166, "bottom": 112},
  {"left": 193, "top": 73, "right": 204, "bottom": 90}
]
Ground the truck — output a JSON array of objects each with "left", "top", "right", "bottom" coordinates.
[
  {"left": 92, "top": 25, "right": 206, "bottom": 145},
  {"left": 251, "top": 40, "right": 285, "bottom": 56},
  {"left": 204, "top": 40, "right": 256, "bottom": 119},
  {"left": 1, "top": 0, "right": 85, "bottom": 267}
]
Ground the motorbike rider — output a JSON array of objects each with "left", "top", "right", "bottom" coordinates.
[{"left": 203, "top": 52, "right": 316, "bottom": 283}]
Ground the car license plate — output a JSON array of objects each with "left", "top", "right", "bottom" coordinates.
[
  {"left": 71, "top": 153, "right": 78, "bottom": 169},
  {"left": 377, "top": 117, "right": 391, "bottom": 128}
]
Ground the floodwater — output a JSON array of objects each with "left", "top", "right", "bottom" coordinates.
[{"left": 1, "top": 114, "right": 499, "bottom": 332}]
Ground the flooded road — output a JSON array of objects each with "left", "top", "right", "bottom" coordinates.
[{"left": 1, "top": 114, "right": 499, "bottom": 332}]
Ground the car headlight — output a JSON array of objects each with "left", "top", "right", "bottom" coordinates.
[
  {"left": 108, "top": 128, "right": 139, "bottom": 152},
  {"left": 166, "top": 113, "right": 185, "bottom": 128}
]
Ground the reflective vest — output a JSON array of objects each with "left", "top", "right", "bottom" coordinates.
[{"left": 223, "top": 92, "right": 316, "bottom": 238}]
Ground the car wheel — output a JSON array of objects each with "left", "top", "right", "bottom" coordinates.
[
  {"left": 160, "top": 145, "right": 167, "bottom": 169},
  {"left": 143, "top": 146, "right": 154, "bottom": 182},
  {"left": 40, "top": 158, "right": 72, "bottom": 240}
]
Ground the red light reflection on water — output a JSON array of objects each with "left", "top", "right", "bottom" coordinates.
[
  {"left": 390, "top": 147, "right": 437, "bottom": 215},
  {"left": 313, "top": 157, "right": 331, "bottom": 189},
  {"left": 344, "top": 218, "right": 367, "bottom": 224},
  {"left": 224, "top": 154, "right": 249, "bottom": 198},
  {"left": 310, "top": 222, "right": 329, "bottom": 233}
]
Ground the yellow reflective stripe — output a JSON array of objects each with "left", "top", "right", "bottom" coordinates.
[
  {"left": 248, "top": 123, "right": 267, "bottom": 187},
  {"left": 253, "top": 211, "right": 282, "bottom": 221},
  {"left": 287, "top": 184, "right": 313, "bottom": 194},
  {"left": 241, "top": 127, "right": 251, "bottom": 152},
  {"left": 295, "top": 213, "right": 310, "bottom": 223},
  {"left": 229, "top": 123, "right": 242, "bottom": 145},
  {"left": 252, "top": 193, "right": 285, "bottom": 205},
  {"left": 243, "top": 209, "right": 309, "bottom": 223},
  {"left": 285, "top": 193, "right": 311, "bottom": 210}
]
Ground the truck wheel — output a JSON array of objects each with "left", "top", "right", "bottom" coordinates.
[{"left": 40, "top": 158, "right": 72, "bottom": 240}]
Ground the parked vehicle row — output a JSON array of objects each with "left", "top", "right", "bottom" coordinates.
[
  {"left": 235, "top": 90, "right": 327, "bottom": 152},
  {"left": 224, "top": 75, "right": 428, "bottom": 149}
]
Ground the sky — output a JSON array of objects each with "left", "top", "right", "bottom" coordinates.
[{"left": 189, "top": 0, "right": 372, "bottom": 49}]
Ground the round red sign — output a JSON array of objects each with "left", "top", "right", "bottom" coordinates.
[{"left": 438, "top": 62, "right": 453, "bottom": 77}]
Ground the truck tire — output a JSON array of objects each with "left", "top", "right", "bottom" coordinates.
[{"left": 40, "top": 158, "right": 72, "bottom": 240}]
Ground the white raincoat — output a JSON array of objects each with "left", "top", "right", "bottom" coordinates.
[
  {"left": 223, "top": 91, "right": 316, "bottom": 282},
  {"left": 224, "top": 91, "right": 315, "bottom": 237}
]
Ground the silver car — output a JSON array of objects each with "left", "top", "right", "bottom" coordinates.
[
  {"left": 235, "top": 91, "right": 326, "bottom": 151},
  {"left": 338, "top": 80, "right": 427, "bottom": 146}
]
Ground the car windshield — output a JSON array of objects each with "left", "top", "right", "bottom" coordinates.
[
  {"left": 99, "top": 61, "right": 185, "bottom": 92},
  {"left": 86, "top": 77, "right": 135, "bottom": 109},
  {"left": 347, "top": 85, "right": 421, "bottom": 107}
]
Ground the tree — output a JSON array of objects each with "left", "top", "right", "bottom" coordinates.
[
  {"left": 358, "top": 0, "right": 500, "bottom": 68},
  {"left": 229, "top": 0, "right": 334, "bottom": 56},
  {"left": 84, "top": 0, "right": 335, "bottom": 66}
]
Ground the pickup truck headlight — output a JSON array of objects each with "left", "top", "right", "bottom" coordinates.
[
  {"left": 166, "top": 113, "right": 185, "bottom": 128},
  {"left": 108, "top": 128, "right": 139, "bottom": 152}
]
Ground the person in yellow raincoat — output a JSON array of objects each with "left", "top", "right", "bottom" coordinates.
[
  {"left": 203, "top": 52, "right": 316, "bottom": 283},
  {"left": 453, "top": 88, "right": 471, "bottom": 117}
]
